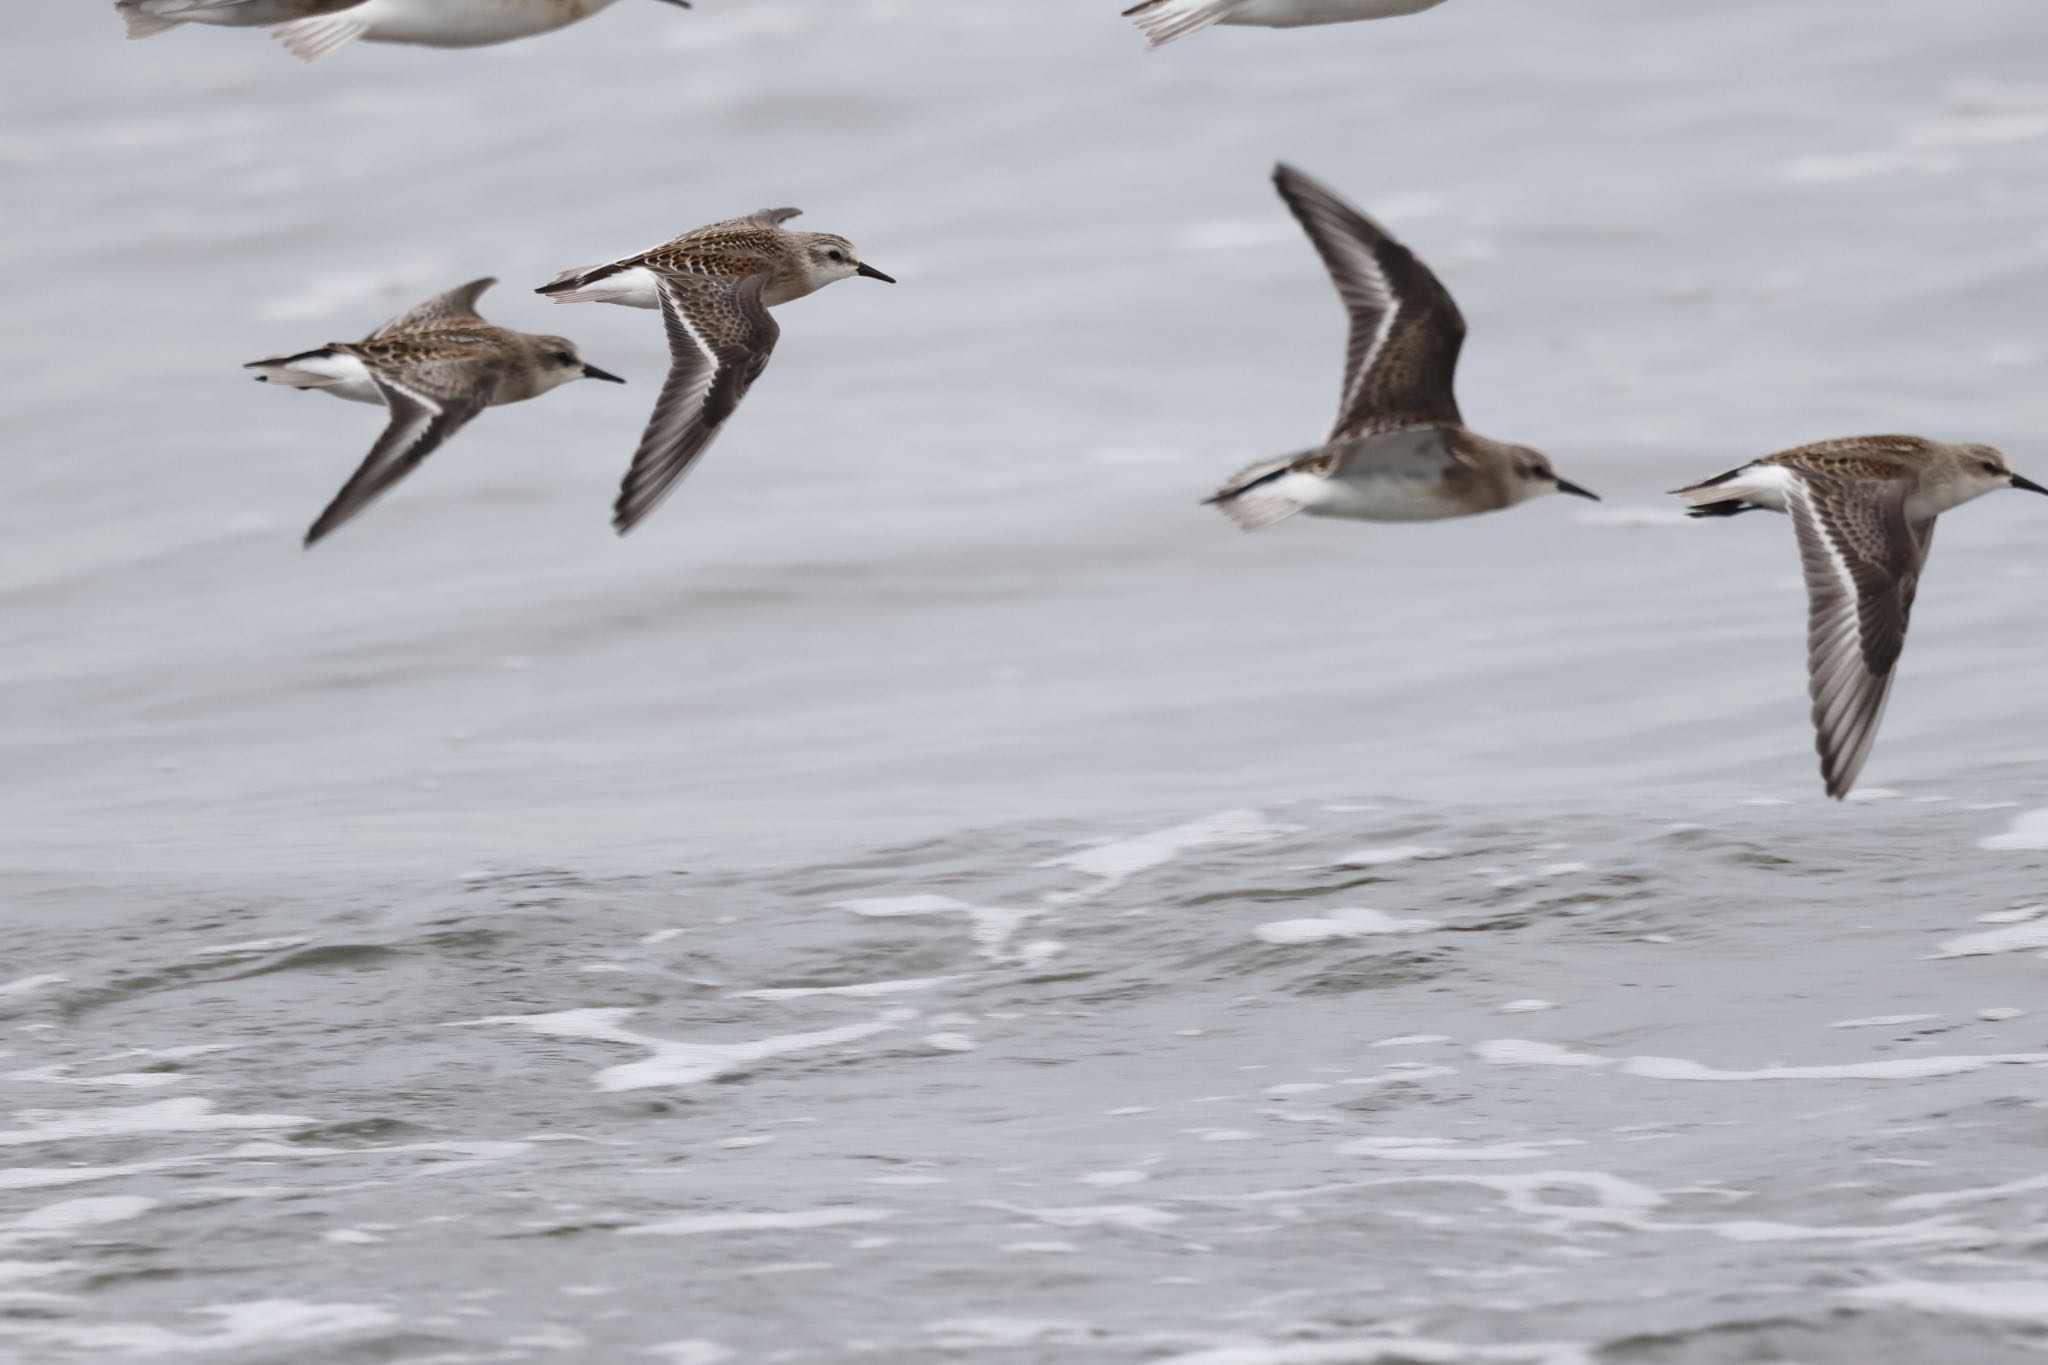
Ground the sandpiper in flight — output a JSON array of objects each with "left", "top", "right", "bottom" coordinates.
[
  {"left": 1206, "top": 164, "right": 1597, "bottom": 534},
  {"left": 246, "top": 278, "right": 624, "bottom": 546},
  {"left": 115, "top": 0, "right": 366, "bottom": 39},
  {"left": 1675, "top": 435, "right": 2048, "bottom": 800},
  {"left": 1123, "top": 0, "right": 1447, "bottom": 47},
  {"left": 247, "top": 0, "right": 691, "bottom": 62},
  {"left": 537, "top": 206, "right": 895, "bottom": 535}
]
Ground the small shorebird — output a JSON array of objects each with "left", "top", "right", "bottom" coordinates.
[
  {"left": 115, "top": 0, "right": 365, "bottom": 39},
  {"left": 246, "top": 278, "right": 624, "bottom": 546},
  {"left": 1675, "top": 435, "right": 2048, "bottom": 799},
  {"left": 537, "top": 207, "right": 895, "bottom": 536},
  {"left": 252, "top": 0, "right": 691, "bottom": 62},
  {"left": 1123, "top": 0, "right": 1446, "bottom": 47},
  {"left": 1206, "top": 164, "right": 1596, "bottom": 534}
]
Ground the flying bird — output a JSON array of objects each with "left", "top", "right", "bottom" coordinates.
[
  {"left": 537, "top": 207, "right": 895, "bottom": 535},
  {"left": 117, "top": 0, "right": 692, "bottom": 60},
  {"left": 246, "top": 278, "right": 624, "bottom": 546},
  {"left": 265, "top": 0, "right": 691, "bottom": 61},
  {"left": 1675, "top": 434, "right": 2048, "bottom": 798},
  {"left": 1206, "top": 164, "right": 1597, "bottom": 533},
  {"left": 1123, "top": 0, "right": 1447, "bottom": 48},
  {"left": 116, "top": 0, "right": 366, "bottom": 40}
]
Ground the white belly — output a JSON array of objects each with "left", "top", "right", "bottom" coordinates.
[
  {"left": 1303, "top": 470, "right": 1467, "bottom": 522},
  {"left": 357, "top": 0, "right": 614, "bottom": 47},
  {"left": 1221, "top": 0, "right": 1447, "bottom": 28}
]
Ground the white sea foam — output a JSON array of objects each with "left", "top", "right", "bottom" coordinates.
[
  {"left": 6, "top": 1063, "right": 184, "bottom": 1090},
  {"left": 0, "top": 976, "right": 67, "bottom": 998},
  {"left": 1843, "top": 1278, "right": 2048, "bottom": 1323},
  {"left": 1695, "top": 1216, "right": 1977, "bottom": 1248},
  {"left": 1, "top": 1196, "right": 158, "bottom": 1246},
  {"left": 1475, "top": 1040, "right": 1607, "bottom": 1068},
  {"left": 733, "top": 977, "right": 955, "bottom": 1000},
  {"left": 1479, "top": 1039, "right": 2048, "bottom": 1082},
  {"left": 1363, "top": 1172, "right": 1665, "bottom": 1229},
  {"left": 1978, "top": 806, "right": 2048, "bottom": 850},
  {"left": 0, "top": 1099, "right": 303, "bottom": 1147},
  {"left": 1340, "top": 1137, "right": 1552, "bottom": 1161},
  {"left": 1254, "top": 908, "right": 1440, "bottom": 945},
  {"left": 479, "top": 1009, "right": 894, "bottom": 1091},
  {"left": 323, "top": 1229, "right": 383, "bottom": 1245},
  {"left": 1342, "top": 1065, "right": 1459, "bottom": 1088},
  {"left": 0, "top": 1300, "right": 397, "bottom": 1355},
  {"left": 0, "top": 1160, "right": 194, "bottom": 1192},
  {"left": 1497, "top": 1000, "right": 1557, "bottom": 1014},
  {"left": 1622, "top": 1053, "right": 2048, "bottom": 1081},
  {"left": 832, "top": 896, "right": 1031, "bottom": 961},
  {"left": 1153, "top": 1336, "right": 1594, "bottom": 1364},
  {"left": 1892, "top": 1173, "right": 2048, "bottom": 1212},
  {"left": 1829, "top": 1014, "right": 1939, "bottom": 1028},
  {"left": 644, "top": 1342, "right": 735, "bottom": 1365},
  {"left": 192, "top": 937, "right": 309, "bottom": 958},
  {"left": 1337, "top": 845, "right": 1444, "bottom": 868},
  {"left": 927, "top": 1317, "right": 1097, "bottom": 1348},
  {"left": 1928, "top": 921, "right": 2048, "bottom": 959},
  {"left": 1042, "top": 809, "right": 1289, "bottom": 892},
  {"left": 621, "top": 1208, "right": 895, "bottom": 1238},
  {"left": 987, "top": 1203, "right": 1180, "bottom": 1232}
]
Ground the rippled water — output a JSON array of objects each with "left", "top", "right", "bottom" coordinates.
[{"left": 7, "top": 0, "right": 2048, "bottom": 1360}]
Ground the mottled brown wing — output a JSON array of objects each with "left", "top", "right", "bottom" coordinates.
[
  {"left": 1760, "top": 434, "right": 1937, "bottom": 482},
  {"left": 1272, "top": 163, "right": 1465, "bottom": 441},
  {"left": 611, "top": 274, "right": 780, "bottom": 535},
  {"left": 303, "top": 372, "right": 487, "bottom": 547},
  {"left": 365, "top": 278, "right": 496, "bottom": 340},
  {"left": 1782, "top": 472, "right": 1930, "bottom": 798}
]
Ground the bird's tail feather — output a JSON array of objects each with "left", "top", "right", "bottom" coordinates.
[
  {"left": 245, "top": 347, "right": 345, "bottom": 389},
  {"left": 536, "top": 262, "right": 627, "bottom": 305},
  {"left": 1205, "top": 455, "right": 1307, "bottom": 533},
  {"left": 1672, "top": 465, "right": 1758, "bottom": 518},
  {"left": 116, "top": 2, "right": 181, "bottom": 39},
  {"left": 1121, "top": 0, "right": 1238, "bottom": 46}
]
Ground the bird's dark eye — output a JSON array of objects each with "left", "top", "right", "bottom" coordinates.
[
  {"left": 827, "top": 250, "right": 846, "bottom": 263},
  {"left": 1981, "top": 459, "right": 2003, "bottom": 474},
  {"left": 552, "top": 350, "right": 576, "bottom": 366},
  {"left": 1524, "top": 463, "right": 1547, "bottom": 479}
]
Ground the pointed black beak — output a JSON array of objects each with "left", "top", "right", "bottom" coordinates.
[
  {"left": 855, "top": 263, "right": 896, "bottom": 284},
  {"left": 1554, "top": 477, "right": 1601, "bottom": 501},
  {"left": 582, "top": 363, "right": 626, "bottom": 384},
  {"left": 650, "top": 0, "right": 690, "bottom": 7},
  {"left": 2010, "top": 472, "right": 2048, "bottom": 496}
]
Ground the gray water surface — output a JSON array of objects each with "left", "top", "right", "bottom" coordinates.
[{"left": 6, "top": 1, "right": 2048, "bottom": 1360}]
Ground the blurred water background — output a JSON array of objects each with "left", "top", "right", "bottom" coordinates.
[{"left": 5, "top": 1, "right": 2048, "bottom": 1360}]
